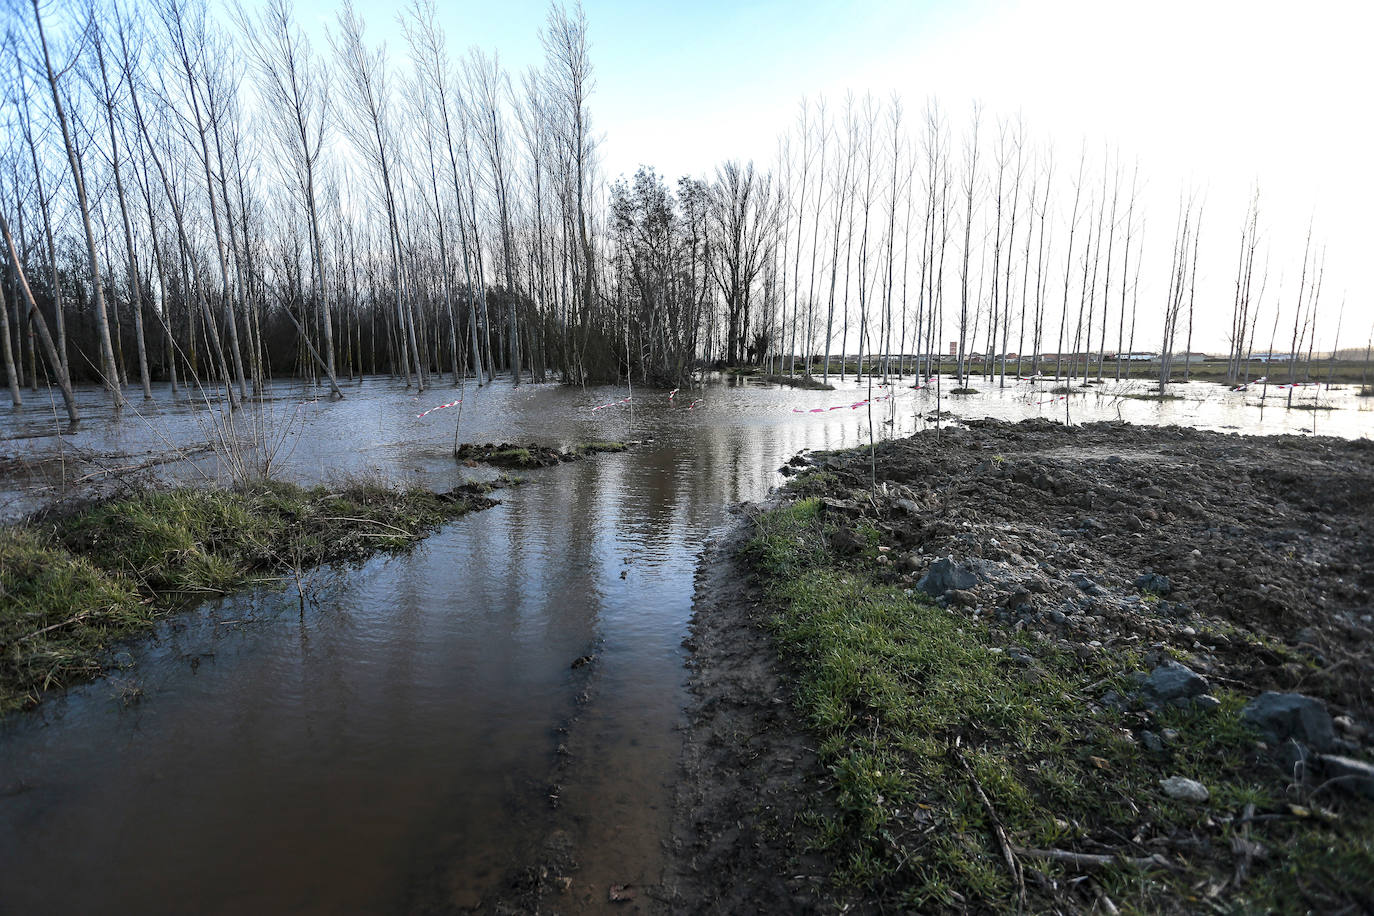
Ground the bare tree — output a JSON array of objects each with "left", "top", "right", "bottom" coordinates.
[
  {"left": 31, "top": 0, "right": 123, "bottom": 406},
  {"left": 709, "top": 160, "right": 775, "bottom": 366},
  {"left": 332, "top": 0, "right": 424, "bottom": 389},
  {"left": 236, "top": 0, "right": 342, "bottom": 397}
]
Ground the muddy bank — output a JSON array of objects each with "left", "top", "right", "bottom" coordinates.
[
  {"left": 674, "top": 418, "right": 1374, "bottom": 912},
  {"left": 763, "top": 374, "right": 835, "bottom": 391},
  {"left": 454, "top": 440, "right": 628, "bottom": 469},
  {"left": 667, "top": 521, "right": 834, "bottom": 913}
]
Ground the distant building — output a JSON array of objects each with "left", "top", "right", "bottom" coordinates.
[{"left": 1252, "top": 353, "right": 1295, "bottom": 362}]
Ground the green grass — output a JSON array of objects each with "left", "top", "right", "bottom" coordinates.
[
  {"left": 489, "top": 447, "right": 536, "bottom": 465},
  {"left": 741, "top": 493, "right": 1374, "bottom": 912},
  {"left": 1117, "top": 391, "right": 1187, "bottom": 402},
  {"left": 574, "top": 441, "right": 628, "bottom": 455},
  {"left": 1, "top": 479, "right": 501, "bottom": 714},
  {"left": 764, "top": 374, "right": 835, "bottom": 391}
]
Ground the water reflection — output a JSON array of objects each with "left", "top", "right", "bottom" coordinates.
[{"left": 0, "top": 374, "right": 1370, "bottom": 914}]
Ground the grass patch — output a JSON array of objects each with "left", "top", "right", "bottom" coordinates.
[
  {"left": 1, "top": 479, "right": 501, "bottom": 715},
  {"left": 1118, "top": 391, "right": 1186, "bottom": 402},
  {"left": 764, "top": 374, "right": 835, "bottom": 391},
  {"left": 456, "top": 440, "right": 631, "bottom": 467},
  {"left": 740, "top": 492, "right": 1374, "bottom": 912}
]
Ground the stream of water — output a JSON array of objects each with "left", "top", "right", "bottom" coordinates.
[{"left": 1, "top": 373, "right": 1369, "bottom": 913}]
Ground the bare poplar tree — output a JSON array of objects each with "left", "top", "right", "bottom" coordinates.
[
  {"left": 31, "top": 0, "right": 123, "bottom": 406},
  {"left": 332, "top": 0, "right": 424, "bottom": 389},
  {"left": 235, "top": 0, "right": 342, "bottom": 397},
  {"left": 955, "top": 102, "right": 981, "bottom": 386}
]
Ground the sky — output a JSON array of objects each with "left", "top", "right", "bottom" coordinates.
[{"left": 284, "top": 0, "right": 1372, "bottom": 353}]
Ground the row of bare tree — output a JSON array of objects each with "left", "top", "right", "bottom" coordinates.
[
  {"left": 759, "top": 94, "right": 1357, "bottom": 397},
  {"left": 1, "top": 0, "right": 1357, "bottom": 425},
  {"left": 1, "top": 0, "right": 613, "bottom": 422}
]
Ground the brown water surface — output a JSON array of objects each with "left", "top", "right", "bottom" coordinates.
[{"left": 1, "top": 373, "right": 1369, "bottom": 913}]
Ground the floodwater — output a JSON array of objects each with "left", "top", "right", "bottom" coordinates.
[{"left": 1, "top": 372, "right": 1370, "bottom": 913}]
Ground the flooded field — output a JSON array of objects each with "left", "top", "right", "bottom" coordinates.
[{"left": 1, "top": 373, "right": 1370, "bottom": 913}]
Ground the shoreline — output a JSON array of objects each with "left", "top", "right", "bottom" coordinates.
[
  {"left": 0, "top": 476, "right": 509, "bottom": 716},
  {"left": 673, "top": 418, "right": 1374, "bottom": 912}
]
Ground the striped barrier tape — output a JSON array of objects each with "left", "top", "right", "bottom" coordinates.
[
  {"left": 417, "top": 398, "right": 462, "bottom": 418},
  {"left": 790, "top": 392, "right": 897, "bottom": 415}
]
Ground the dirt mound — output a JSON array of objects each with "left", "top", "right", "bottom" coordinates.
[
  {"left": 454, "top": 441, "right": 628, "bottom": 469},
  {"left": 805, "top": 418, "right": 1374, "bottom": 714},
  {"left": 675, "top": 419, "right": 1374, "bottom": 913}
]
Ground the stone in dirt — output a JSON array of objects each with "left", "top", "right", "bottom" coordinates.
[
  {"left": 1159, "top": 776, "right": 1210, "bottom": 802},
  {"left": 1316, "top": 755, "right": 1374, "bottom": 798},
  {"left": 1134, "top": 571, "right": 1172, "bottom": 594},
  {"left": 916, "top": 556, "right": 983, "bottom": 595},
  {"left": 1242, "top": 692, "right": 1337, "bottom": 752},
  {"left": 1142, "top": 660, "right": 1209, "bottom": 702},
  {"left": 829, "top": 527, "right": 867, "bottom": 555}
]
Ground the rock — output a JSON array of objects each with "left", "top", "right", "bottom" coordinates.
[
  {"left": 829, "top": 527, "right": 867, "bottom": 555},
  {"left": 1069, "top": 572, "right": 1102, "bottom": 594},
  {"left": 1134, "top": 572, "right": 1172, "bottom": 594},
  {"left": 1007, "top": 646, "right": 1034, "bottom": 666},
  {"left": 1316, "top": 755, "right": 1374, "bottom": 799},
  {"left": 917, "top": 557, "right": 983, "bottom": 596},
  {"left": 945, "top": 589, "right": 977, "bottom": 607},
  {"left": 1334, "top": 715, "right": 1367, "bottom": 740},
  {"left": 1143, "top": 660, "right": 1209, "bottom": 702},
  {"left": 1159, "top": 776, "right": 1209, "bottom": 802},
  {"left": 1193, "top": 694, "right": 1223, "bottom": 713},
  {"left": 1242, "top": 692, "right": 1336, "bottom": 751},
  {"left": 1048, "top": 609, "right": 1067, "bottom": 624},
  {"left": 1002, "top": 587, "right": 1031, "bottom": 608},
  {"left": 1294, "top": 626, "right": 1320, "bottom": 645}
]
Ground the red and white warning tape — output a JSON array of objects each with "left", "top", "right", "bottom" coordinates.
[
  {"left": 590, "top": 396, "right": 633, "bottom": 412},
  {"left": 417, "top": 398, "right": 462, "bottom": 418},
  {"left": 790, "top": 392, "right": 897, "bottom": 415}
]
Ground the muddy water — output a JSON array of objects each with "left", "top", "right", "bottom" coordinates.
[{"left": 1, "top": 373, "right": 1370, "bottom": 913}]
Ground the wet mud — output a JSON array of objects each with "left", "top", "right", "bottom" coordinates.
[{"left": 674, "top": 418, "right": 1374, "bottom": 910}]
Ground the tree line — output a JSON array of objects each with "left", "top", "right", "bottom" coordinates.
[{"left": 1, "top": 0, "right": 1353, "bottom": 424}]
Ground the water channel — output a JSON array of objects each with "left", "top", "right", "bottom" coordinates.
[{"left": 1, "top": 373, "right": 1370, "bottom": 913}]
